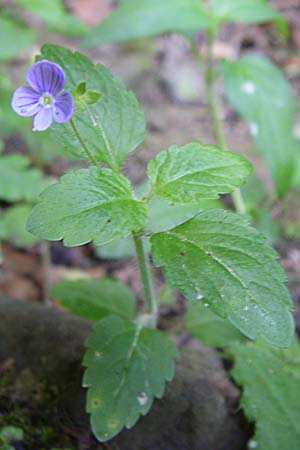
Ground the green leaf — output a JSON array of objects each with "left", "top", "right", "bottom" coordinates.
[
  {"left": 210, "top": 0, "right": 285, "bottom": 26},
  {"left": 147, "top": 141, "right": 252, "bottom": 203},
  {"left": 241, "top": 172, "right": 267, "bottom": 211},
  {"left": 27, "top": 167, "right": 148, "bottom": 247},
  {"left": 74, "top": 81, "right": 87, "bottom": 97},
  {"left": 280, "top": 189, "right": 300, "bottom": 239},
  {"left": 156, "top": 284, "right": 175, "bottom": 304},
  {"left": 241, "top": 174, "right": 279, "bottom": 244},
  {"left": 0, "top": 204, "right": 39, "bottom": 247},
  {"left": 52, "top": 277, "right": 135, "bottom": 321},
  {"left": 294, "top": 142, "right": 300, "bottom": 187},
  {"left": 73, "top": 81, "right": 102, "bottom": 108},
  {"left": 231, "top": 340, "right": 300, "bottom": 450},
  {"left": 84, "top": 90, "right": 102, "bottom": 105},
  {"left": 0, "top": 155, "right": 46, "bottom": 202},
  {"left": 94, "top": 235, "right": 136, "bottom": 260},
  {"left": 0, "top": 14, "right": 36, "bottom": 60},
  {"left": 0, "top": 426, "right": 23, "bottom": 444},
  {"left": 221, "top": 55, "right": 297, "bottom": 196},
  {"left": 39, "top": 44, "right": 146, "bottom": 170},
  {"left": 82, "top": 0, "right": 212, "bottom": 47},
  {"left": 147, "top": 196, "right": 215, "bottom": 232},
  {"left": 15, "top": 0, "right": 87, "bottom": 35},
  {"left": 83, "top": 315, "right": 177, "bottom": 441},
  {"left": 184, "top": 302, "right": 245, "bottom": 347},
  {"left": 95, "top": 194, "right": 221, "bottom": 259},
  {"left": 252, "top": 208, "right": 279, "bottom": 246},
  {"left": 0, "top": 75, "right": 25, "bottom": 139},
  {"left": 151, "top": 209, "right": 294, "bottom": 348}
]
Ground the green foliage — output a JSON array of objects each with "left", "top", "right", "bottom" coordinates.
[
  {"left": 0, "top": 14, "right": 35, "bottom": 60},
  {"left": 0, "top": 155, "right": 47, "bottom": 202},
  {"left": 147, "top": 194, "right": 214, "bottom": 233},
  {"left": 95, "top": 194, "right": 221, "bottom": 259},
  {"left": 82, "top": 0, "right": 212, "bottom": 47},
  {"left": 251, "top": 208, "right": 279, "bottom": 246},
  {"left": 15, "top": 0, "right": 87, "bottom": 35},
  {"left": 147, "top": 141, "right": 252, "bottom": 203},
  {"left": 95, "top": 235, "right": 136, "bottom": 260},
  {"left": 241, "top": 174, "right": 279, "bottom": 244},
  {"left": 280, "top": 189, "right": 300, "bottom": 239},
  {"left": 83, "top": 315, "right": 177, "bottom": 441},
  {"left": 231, "top": 339, "right": 300, "bottom": 450},
  {"left": 0, "top": 76, "right": 23, "bottom": 138},
  {"left": 0, "top": 205, "right": 39, "bottom": 247},
  {"left": 241, "top": 173, "right": 267, "bottom": 211},
  {"left": 156, "top": 285, "right": 175, "bottom": 304},
  {"left": 151, "top": 209, "right": 294, "bottom": 347},
  {"left": 52, "top": 277, "right": 135, "bottom": 321},
  {"left": 83, "top": 90, "right": 102, "bottom": 105},
  {"left": 184, "top": 302, "right": 245, "bottom": 347},
  {"left": 82, "top": 0, "right": 285, "bottom": 48},
  {"left": 27, "top": 167, "right": 148, "bottom": 247},
  {"left": 72, "top": 81, "right": 102, "bottom": 108},
  {"left": 39, "top": 45, "right": 146, "bottom": 170},
  {"left": 221, "top": 55, "right": 297, "bottom": 196},
  {"left": 0, "top": 426, "right": 23, "bottom": 450},
  {"left": 294, "top": 145, "right": 300, "bottom": 188},
  {"left": 210, "top": 0, "right": 286, "bottom": 28},
  {"left": 9, "top": 38, "right": 296, "bottom": 446}
]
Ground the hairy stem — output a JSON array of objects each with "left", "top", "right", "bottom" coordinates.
[
  {"left": 132, "top": 231, "right": 157, "bottom": 327},
  {"left": 70, "top": 118, "right": 98, "bottom": 166},
  {"left": 70, "top": 114, "right": 156, "bottom": 324},
  {"left": 200, "top": 30, "right": 247, "bottom": 215}
]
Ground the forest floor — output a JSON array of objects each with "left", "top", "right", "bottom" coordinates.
[
  {"left": 2, "top": 0, "right": 300, "bottom": 321},
  {"left": 0, "top": 0, "right": 300, "bottom": 448}
]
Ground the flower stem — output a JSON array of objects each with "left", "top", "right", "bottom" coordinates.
[
  {"left": 132, "top": 231, "right": 157, "bottom": 327},
  {"left": 195, "top": 30, "right": 247, "bottom": 215},
  {"left": 70, "top": 118, "right": 98, "bottom": 166}
]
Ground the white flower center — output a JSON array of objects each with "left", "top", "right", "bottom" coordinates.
[{"left": 40, "top": 93, "right": 53, "bottom": 108}]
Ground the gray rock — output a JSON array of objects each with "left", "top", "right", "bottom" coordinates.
[{"left": 0, "top": 296, "right": 249, "bottom": 450}]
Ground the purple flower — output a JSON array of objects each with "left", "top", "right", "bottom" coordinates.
[{"left": 11, "top": 59, "right": 74, "bottom": 131}]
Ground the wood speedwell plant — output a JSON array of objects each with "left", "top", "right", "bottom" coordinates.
[{"left": 11, "top": 43, "right": 296, "bottom": 446}]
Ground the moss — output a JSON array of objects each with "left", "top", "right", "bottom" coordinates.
[{"left": 0, "top": 366, "right": 74, "bottom": 450}]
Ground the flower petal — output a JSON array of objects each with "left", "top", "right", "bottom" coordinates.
[
  {"left": 27, "top": 59, "right": 65, "bottom": 95},
  {"left": 53, "top": 91, "right": 74, "bottom": 123},
  {"left": 11, "top": 86, "right": 41, "bottom": 116},
  {"left": 33, "top": 107, "right": 53, "bottom": 131}
]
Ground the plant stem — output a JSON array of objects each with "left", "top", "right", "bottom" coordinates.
[
  {"left": 70, "top": 118, "right": 98, "bottom": 166},
  {"left": 70, "top": 114, "right": 158, "bottom": 324},
  {"left": 132, "top": 231, "right": 157, "bottom": 327},
  {"left": 205, "top": 30, "right": 226, "bottom": 149},
  {"left": 202, "top": 30, "right": 247, "bottom": 215},
  {"left": 40, "top": 240, "right": 51, "bottom": 304}
]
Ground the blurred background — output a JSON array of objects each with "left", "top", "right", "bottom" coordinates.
[
  {"left": 0, "top": 0, "right": 299, "bottom": 449},
  {"left": 0, "top": 0, "right": 299, "bottom": 309}
]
